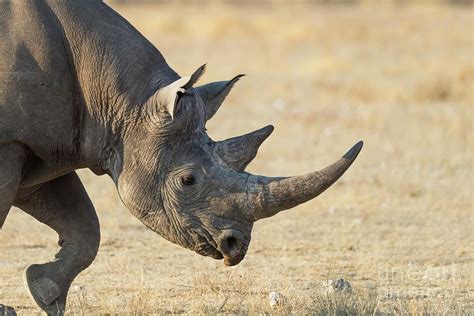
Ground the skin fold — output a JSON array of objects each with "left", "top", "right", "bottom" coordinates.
[{"left": 0, "top": 1, "right": 362, "bottom": 314}]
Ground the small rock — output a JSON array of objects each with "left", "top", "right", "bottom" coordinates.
[
  {"left": 379, "top": 202, "right": 389, "bottom": 209},
  {"left": 323, "top": 127, "right": 334, "bottom": 136},
  {"left": 322, "top": 278, "right": 352, "bottom": 294},
  {"left": 353, "top": 218, "right": 363, "bottom": 225},
  {"left": 272, "top": 99, "right": 286, "bottom": 111},
  {"left": 71, "top": 285, "right": 86, "bottom": 292},
  {"left": 268, "top": 291, "right": 286, "bottom": 308},
  {"left": 328, "top": 206, "right": 337, "bottom": 214},
  {"left": 0, "top": 304, "right": 16, "bottom": 316}
]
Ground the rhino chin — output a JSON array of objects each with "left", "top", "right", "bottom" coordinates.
[
  {"left": 196, "top": 243, "right": 246, "bottom": 266},
  {"left": 223, "top": 253, "right": 245, "bottom": 266}
]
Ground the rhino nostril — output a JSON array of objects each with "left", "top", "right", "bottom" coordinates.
[
  {"left": 218, "top": 230, "right": 246, "bottom": 259},
  {"left": 226, "top": 237, "right": 238, "bottom": 252},
  {"left": 218, "top": 230, "right": 247, "bottom": 266}
]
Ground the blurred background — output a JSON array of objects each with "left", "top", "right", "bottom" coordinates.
[
  {"left": 111, "top": 0, "right": 473, "bottom": 5},
  {"left": 1, "top": 0, "right": 472, "bottom": 314}
]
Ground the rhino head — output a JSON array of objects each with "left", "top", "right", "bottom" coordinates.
[{"left": 113, "top": 65, "right": 363, "bottom": 266}]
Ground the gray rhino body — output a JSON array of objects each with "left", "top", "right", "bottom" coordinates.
[{"left": 0, "top": 1, "right": 362, "bottom": 314}]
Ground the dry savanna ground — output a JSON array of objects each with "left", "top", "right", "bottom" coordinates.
[{"left": 1, "top": 2, "right": 473, "bottom": 314}]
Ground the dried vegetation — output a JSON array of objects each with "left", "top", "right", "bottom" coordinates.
[{"left": 0, "top": 1, "right": 472, "bottom": 314}]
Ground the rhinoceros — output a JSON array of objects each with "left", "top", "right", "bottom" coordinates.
[{"left": 0, "top": 1, "right": 363, "bottom": 314}]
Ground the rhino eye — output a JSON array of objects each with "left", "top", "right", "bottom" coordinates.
[{"left": 181, "top": 174, "right": 196, "bottom": 186}]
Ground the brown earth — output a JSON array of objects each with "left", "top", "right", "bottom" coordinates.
[{"left": 0, "top": 2, "right": 472, "bottom": 314}]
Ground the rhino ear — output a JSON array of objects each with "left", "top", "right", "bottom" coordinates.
[
  {"left": 154, "top": 65, "right": 206, "bottom": 119},
  {"left": 183, "top": 64, "right": 206, "bottom": 90},
  {"left": 155, "top": 76, "right": 190, "bottom": 119},
  {"left": 195, "top": 74, "right": 245, "bottom": 121},
  {"left": 215, "top": 125, "right": 274, "bottom": 171}
]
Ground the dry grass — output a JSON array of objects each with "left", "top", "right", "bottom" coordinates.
[{"left": 1, "top": 2, "right": 473, "bottom": 314}]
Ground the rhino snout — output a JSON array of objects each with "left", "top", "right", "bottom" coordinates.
[{"left": 217, "top": 229, "right": 248, "bottom": 266}]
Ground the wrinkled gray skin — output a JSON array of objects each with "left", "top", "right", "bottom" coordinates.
[{"left": 0, "top": 1, "right": 363, "bottom": 314}]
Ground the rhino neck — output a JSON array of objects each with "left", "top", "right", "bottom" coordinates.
[{"left": 47, "top": 1, "right": 179, "bottom": 177}]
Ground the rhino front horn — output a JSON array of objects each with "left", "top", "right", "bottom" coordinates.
[{"left": 247, "top": 141, "right": 363, "bottom": 221}]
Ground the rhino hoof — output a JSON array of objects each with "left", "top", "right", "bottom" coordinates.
[
  {"left": 24, "top": 265, "right": 66, "bottom": 315},
  {"left": 0, "top": 304, "right": 17, "bottom": 316}
]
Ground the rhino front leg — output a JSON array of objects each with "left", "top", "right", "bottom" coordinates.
[
  {"left": 0, "top": 143, "right": 26, "bottom": 316},
  {"left": 0, "top": 143, "right": 27, "bottom": 228},
  {"left": 14, "top": 172, "right": 100, "bottom": 315}
]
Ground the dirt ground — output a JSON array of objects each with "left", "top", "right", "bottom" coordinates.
[{"left": 1, "top": 2, "right": 472, "bottom": 314}]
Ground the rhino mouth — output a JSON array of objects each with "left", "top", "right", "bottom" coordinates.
[
  {"left": 193, "top": 234, "right": 248, "bottom": 265},
  {"left": 202, "top": 243, "right": 224, "bottom": 260},
  {"left": 201, "top": 244, "right": 247, "bottom": 266},
  {"left": 191, "top": 229, "right": 224, "bottom": 260}
]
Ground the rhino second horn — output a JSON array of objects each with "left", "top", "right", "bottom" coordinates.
[
  {"left": 248, "top": 141, "right": 363, "bottom": 221},
  {"left": 195, "top": 74, "right": 245, "bottom": 121},
  {"left": 215, "top": 125, "right": 274, "bottom": 171}
]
